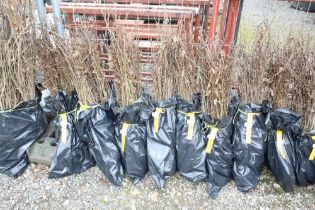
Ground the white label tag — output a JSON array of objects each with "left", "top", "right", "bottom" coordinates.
[
  {"left": 120, "top": 128, "right": 127, "bottom": 135},
  {"left": 187, "top": 116, "right": 195, "bottom": 125},
  {"left": 152, "top": 111, "right": 159, "bottom": 118}
]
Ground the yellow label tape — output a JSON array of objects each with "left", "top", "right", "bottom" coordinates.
[
  {"left": 152, "top": 108, "right": 164, "bottom": 133},
  {"left": 186, "top": 113, "right": 196, "bottom": 140},
  {"left": 79, "top": 104, "right": 90, "bottom": 111},
  {"left": 121, "top": 123, "right": 129, "bottom": 153},
  {"left": 206, "top": 127, "right": 219, "bottom": 154},
  {"left": 309, "top": 136, "right": 315, "bottom": 161},
  {"left": 60, "top": 114, "right": 68, "bottom": 144},
  {"left": 245, "top": 113, "right": 254, "bottom": 144},
  {"left": 276, "top": 130, "right": 286, "bottom": 160}
]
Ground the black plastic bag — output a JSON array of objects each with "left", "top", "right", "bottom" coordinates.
[
  {"left": 295, "top": 130, "right": 315, "bottom": 186},
  {"left": 233, "top": 102, "right": 270, "bottom": 192},
  {"left": 266, "top": 109, "right": 301, "bottom": 192},
  {"left": 56, "top": 90, "right": 79, "bottom": 113},
  {"left": 115, "top": 94, "right": 152, "bottom": 184},
  {"left": 49, "top": 107, "right": 95, "bottom": 178},
  {"left": 41, "top": 93, "right": 65, "bottom": 118},
  {"left": 147, "top": 97, "right": 177, "bottom": 189},
  {"left": 204, "top": 96, "right": 238, "bottom": 198},
  {"left": 84, "top": 82, "right": 124, "bottom": 186},
  {"left": 0, "top": 100, "right": 47, "bottom": 177},
  {"left": 176, "top": 94, "right": 207, "bottom": 182}
]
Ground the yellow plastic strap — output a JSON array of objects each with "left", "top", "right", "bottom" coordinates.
[
  {"left": 121, "top": 123, "right": 129, "bottom": 153},
  {"left": 60, "top": 114, "right": 68, "bottom": 144},
  {"left": 308, "top": 136, "right": 315, "bottom": 161},
  {"left": 186, "top": 112, "right": 196, "bottom": 140},
  {"left": 0, "top": 101, "right": 30, "bottom": 114},
  {"left": 206, "top": 127, "right": 219, "bottom": 153},
  {"left": 276, "top": 130, "right": 286, "bottom": 160},
  {"left": 79, "top": 104, "right": 90, "bottom": 111},
  {"left": 245, "top": 113, "right": 254, "bottom": 144},
  {"left": 152, "top": 108, "right": 164, "bottom": 133}
]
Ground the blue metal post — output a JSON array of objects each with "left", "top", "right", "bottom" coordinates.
[
  {"left": 36, "top": 0, "right": 47, "bottom": 27},
  {"left": 51, "top": 0, "right": 64, "bottom": 37}
]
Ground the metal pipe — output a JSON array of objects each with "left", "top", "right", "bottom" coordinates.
[
  {"left": 36, "top": 0, "right": 47, "bottom": 27},
  {"left": 51, "top": 0, "right": 64, "bottom": 37}
]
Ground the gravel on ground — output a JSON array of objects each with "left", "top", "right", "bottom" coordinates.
[{"left": 0, "top": 165, "right": 314, "bottom": 210}]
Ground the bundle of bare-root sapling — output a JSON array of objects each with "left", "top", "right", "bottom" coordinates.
[
  {"left": 107, "top": 28, "right": 142, "bottom": 106},
  {"left": 0, "top": 0, "right": 47, "bottom": 178},
  {"left": 38, "top": 29, "right": 109, "bottom": 106}
]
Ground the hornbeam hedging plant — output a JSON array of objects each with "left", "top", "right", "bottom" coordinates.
[
  {"left": 107, "top": 27, "right": 142, "bottom": 106},
  {"left": 37, "top": 30, "right": 109, "bottom": 105},
  {"left": 0, "top": 0, "right": 36, "bottom": 110},
  {"left": 0, "top": 0, "right": 314, "bottom": 131}
]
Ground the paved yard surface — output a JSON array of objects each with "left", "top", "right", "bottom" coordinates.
[{"left": 239, "top": 0, "right": 315, "bottom": 42}]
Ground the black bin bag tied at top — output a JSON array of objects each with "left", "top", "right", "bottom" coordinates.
[
  {"left": 176, "top": 94, "right": 207, "bottom": 182},
  {"left": 296, "top": 130, "right": 315, "bottom": 186},
  {"left": 266, "top": 109, "right": 301, "bottom": 192},
  {"left": 233, "top": 102, "right": 270, "bottom": 192},
  {"left": 40, "top": 91, "right": 67, "bottom": 119},
  {"left": 0, "top": 100, "right": 47, "bottom": 177},
  {"left": 49, "top": 98, "right": 95, "bottom": 179},
  {"left": 147, "top": 97, "right": 177, "bottom": 189},
  {"left": 204, "top": 96, "right": 238, "bottom": 199},
  {"left": 84, "top": 82, "right": 124, "bottom": 186},
  {"left": 115, "top": 93, "right": 152, "bottom": 184}
]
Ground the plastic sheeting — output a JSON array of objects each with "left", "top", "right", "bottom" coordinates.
[
  {"left": 115, "top": 94, "right": 152, "bottom": 184},
  {"left": 233, "top": 102, "right": 270, "bottom": 192},
  {"left": 147, "top": 97, "right": 177, "bottom": 189},
  {"left": 205, "top": 96, "right": 238, "bottom": 198},
  {"left": 176, "top": 94, "right": 207, "bottom": 182},
  {"left": 49, "top": 107, "right": 95, "bottom": 178},
  {"left": 266, "top": 109, "right": 301, "bottom": 192},
  {"left": 295, "top": 130, "right": 315, "bottom": 186},
  {"left": 0, "top": 100, "right": 47, "bottom": 177}
]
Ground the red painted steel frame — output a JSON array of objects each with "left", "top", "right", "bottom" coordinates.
[
  {"left": 218, "top": 0, "right": 243, "bottom": 54},
  {"left": 46, "top": 0, "right": 244, "bottom": 81},
  {"left": 74, "top": 0, "right": 210, "bottom": 6},
  {"left": 208, "top": 0, "right": 220, "bottom": 42}
]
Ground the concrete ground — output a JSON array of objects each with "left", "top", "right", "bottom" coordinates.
[{"left": 238, "top": 0, "right": 315, "bottom": 42}]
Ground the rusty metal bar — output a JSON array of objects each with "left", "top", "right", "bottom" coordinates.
[
  {"left": 218, "top": 0, "right": 230, "bottom": 41},
  {"left": 222, "top": 0, "right": 243, "bottom": 54},
  {"left": 73, "top": 0, "right": 210, "bottom": 6},
  {"left": 59, "top": 2, "right": 200, "bottom": 12},
  {"left": 193, "top": 14, "right": 201, "bottom": 43},
  {"left": 202, "top": 1, "right": 210, "bottom": 38},
  {"left": 217, "top": 0, "right": 243, "bottom": 53},
  {"left": 208, "top": 0, "right": 220, "bottom": 42},
  {"left": 46, "top": 5, "right": 198, "bottom": 19}
]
